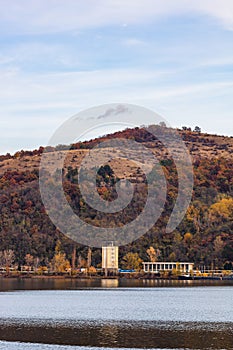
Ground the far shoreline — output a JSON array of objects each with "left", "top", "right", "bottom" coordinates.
[
  {"left": 0, "top": 273, "right": 231, "bottom": 281},
  {"left": 1, "top": 274, "right": 233, "bottom": 288}
]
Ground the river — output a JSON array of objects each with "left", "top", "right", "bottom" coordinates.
[{"left": 0, "top": 278, "right": 232, "bottom": 349}]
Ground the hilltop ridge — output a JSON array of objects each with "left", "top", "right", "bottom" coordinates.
[{"left": 0, "top": 127, "right": 232, "bottom": 176}]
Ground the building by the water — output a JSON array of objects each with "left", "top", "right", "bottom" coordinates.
[
  {"left": 102, "top": 242, "right": 119, "bottom": 275},
  {"left": 143, "top": 261, "right": 194, "bottom": 274}
]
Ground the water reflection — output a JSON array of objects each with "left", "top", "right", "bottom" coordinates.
[
  {"left": 98, "top": 324, "right": 120, "bottom": 346},
  {"left": 101, "top": 279, "right": 119, "bottom": 288},
  {"left": 0, "top": 321, "right": 233, "bottom": 349},
  {"left": 1, "top": 277, "right": 233, "bottom": 291}
]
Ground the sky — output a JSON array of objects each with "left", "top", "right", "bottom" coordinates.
[{"left": 0, "top": 0, "right": 233, "bottom": 154}]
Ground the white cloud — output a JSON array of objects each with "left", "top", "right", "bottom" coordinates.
[
  {"left": 0, "top": 66, "right": 232, "bottom": 124},
  {"left": 122, "top": 39, "right": 147, "bottom": 47},
  {"left": 6, "top": 67, "right": 233, "bottom": 116},
  {"left": 1, "top": 0, "right": 233, "bottom": 34},
  {"left": 195, "top": 0, "right": 233, "bottom": 30}
]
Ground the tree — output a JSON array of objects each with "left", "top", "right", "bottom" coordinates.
[
  {"left": 0, "top": 250, "right": 15, "bottom": 273},
  {"left": 214, "top": 236, "right": 224, "bottom": 254},
  {"left": 213, "top": 236, "right": 225, "bottom": 268},
  {"left": 88, "top": 266, "right": 97, "bottom": 275},
  {"left": 184, "top": 232, "right": 193, "bottom": 245},
  {"left": 25, "top": 254, "right": 34, "bottom": 271},
  {"left": 146, "top": 246, "right": 160, "bottom": 262},
  {"left": 34, "top": 257, "right": 40, "bottom": 272},
  {"left": 71, "top": 245, "right": 76, "bottom": 272},
  {"left": 87, "top": 247, "right": 92, "bottom": 268},
  {"left": 209, "top": 198, "right": 233, "bottom": 224},
  {"left": 121, "top": 252, "right": 142, "bottom": 271},
  {"left": 186, "top": 205, "right": 203, "bottom": 233},
  {"left": 222, "top": 244, "right": 233, "bottom": 262},
  {"left": 51, "top": 241, "right": 70, "bottom": 274},
  {"left": 51, "top": 252, "right": 70, "bottom": 273},
  {"left": 194, "top": 126, "right": 201, "bottom": 133},
  {"left": 77, "top": 254, "right": 86, "bottom": 268}
]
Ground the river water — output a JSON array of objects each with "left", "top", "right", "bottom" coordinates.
[{"left": 0, "top": 278, "right": 233, "bottom": 349}]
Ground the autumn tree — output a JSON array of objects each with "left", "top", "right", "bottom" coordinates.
[
  {"left": 25, "top": 254, "right": 34, "bottom": 270},
  {"left": 87, "top": 247, "right": 92, "bottom": 268},
  {"left": 0, "top": 250, "right": 15, "bottom": 273},
  {"left": 184, "top": 232, "right": 193, "bottom": 246},
  {"left": 209, "top": 198, "right": 233, "bottom": 225},
  {"left": 146, "top": 246, "right": 160, "bottom": 262},
  {"left": 71, "top": 245, "right": 77, "bottom": 272},
  {"left": 213, "top": 236, "right": 225, "bottom": 268},
  {"left": 121, "top": 252, "right": 142, "bottom": 271},
  {"left": 77, "top": 254, "right": 87, "bottom": 268},
  {"left": 51, "top": 241, "right": 70, "bottom": 274}
]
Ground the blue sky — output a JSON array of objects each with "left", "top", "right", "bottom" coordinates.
[{"left": 0, "top": 0, "right": 233, "bottom": 153}]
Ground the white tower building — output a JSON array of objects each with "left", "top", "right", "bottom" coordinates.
[{"left": 102, "top": 242, "right": 119, "bottom": 275}]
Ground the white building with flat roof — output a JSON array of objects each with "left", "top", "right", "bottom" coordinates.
[
  {"left": 143, "top": 262, "right": 194, "bottom": 274},
  {"left": 102, "top": 242, "right": 118, "bottom": 274}
]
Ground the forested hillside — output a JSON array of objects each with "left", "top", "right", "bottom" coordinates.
[{"left": 0, "top": 126, "right": 232, "bottom": 270}]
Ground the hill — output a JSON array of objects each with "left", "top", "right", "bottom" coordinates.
[{"left": 0, "top": 126, "right": 232, "bottom": 270}]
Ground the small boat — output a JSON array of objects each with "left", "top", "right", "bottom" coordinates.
[{"left": 178, "top": 274, "right": 193, "bottom": 280}]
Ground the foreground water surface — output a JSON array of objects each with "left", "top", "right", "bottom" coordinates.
[
  {"left": 0, "top": 343, "right": 169, "bottom": 350},
  {"left": 0, "top": 279, "right": 233, "bottom": 349}
]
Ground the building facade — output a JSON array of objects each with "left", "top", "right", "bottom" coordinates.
[
  {"left": 143, "top": 261, "right": 194, "bottom": 274},
  {"left": 102, "top": 242, "right": 119, "bottom": 274}
]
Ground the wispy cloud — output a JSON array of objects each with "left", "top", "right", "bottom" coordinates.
[
  {"left": 1, "top": 0, "right": 233, "bottom": 34},
  {"left": 0, "top": 0, "right": 233, "bottom": 152},
  {"left": 123, "top": 39, "right": 147, "bottom": 47},
  {"left": 0, "top": 67, "right": 232, "bottom": 125}
]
